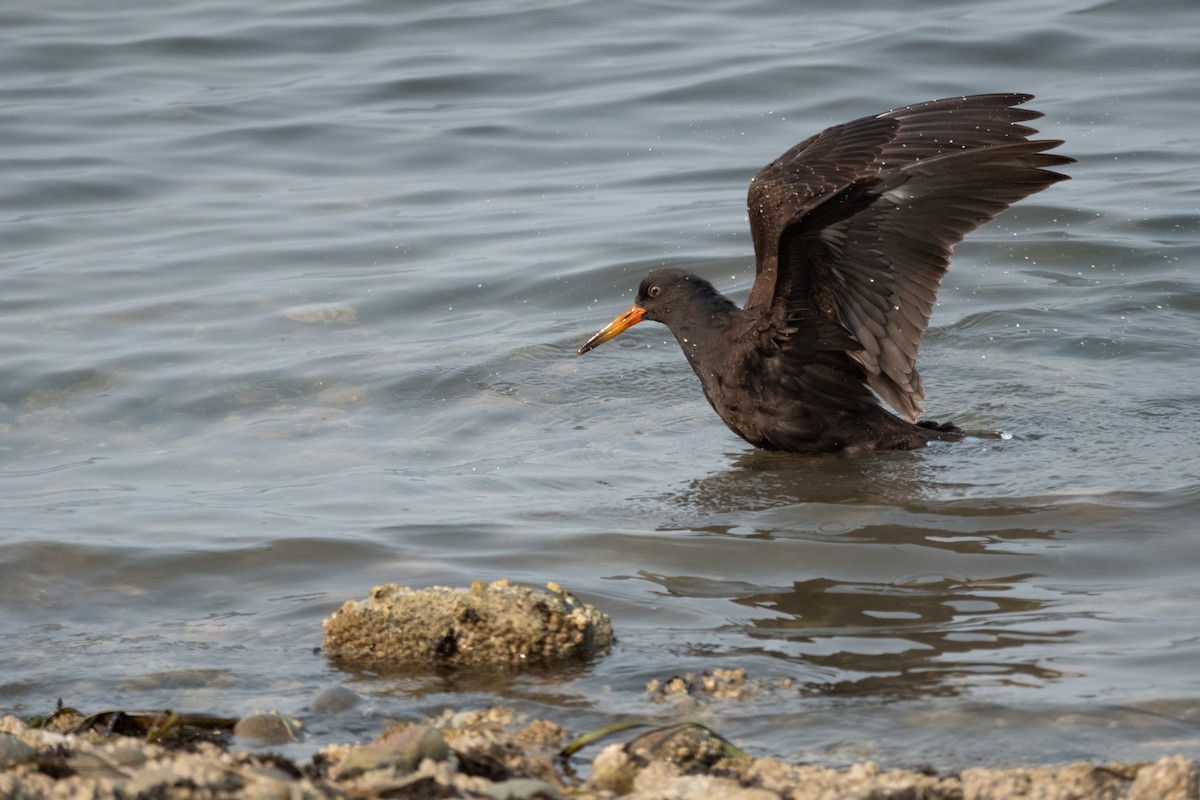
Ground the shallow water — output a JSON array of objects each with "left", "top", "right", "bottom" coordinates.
[{"left": 3, "top": 0, "right": 1200, "bottom": 770}]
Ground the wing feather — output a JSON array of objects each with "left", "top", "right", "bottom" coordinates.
[{"left": 743, "top": 94, "right": 1072, "bottom": 420}]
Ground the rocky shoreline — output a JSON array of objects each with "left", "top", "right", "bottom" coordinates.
[
  {"left": 5, "top": 581, "right": 1195, "bottom": 799},
  {"left": 1, "top": 709, "right": 1196, "bottom": 800}
]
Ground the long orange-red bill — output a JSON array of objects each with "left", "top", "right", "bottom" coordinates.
[{"left": 577, "top": 304, "right": 646, "bottom": 355}]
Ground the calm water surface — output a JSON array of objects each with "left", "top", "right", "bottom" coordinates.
[{"left": 3, "top": 0, "right": 1200, "bottom": 769}]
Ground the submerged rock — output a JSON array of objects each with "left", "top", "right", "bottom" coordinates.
[
  {"left": 282, "top": 301, "right": 358, "bottom": 324},
  {"left": 308, "top": 684, "right": 362, "bottom": 715},
  {"left": 322, "top": 579, "right": 613, "bottom": 670},
  {"left": 646, "top": 667, "right": 795, "bottom": 705}
]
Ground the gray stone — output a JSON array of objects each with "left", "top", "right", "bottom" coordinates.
[
  {"left": 232, "top": 711, "right": 304, "bottom": 745},
  {"left": 308, "top": 684, "right": 362, "bottom": 715},
  {"left": 0, "top": 733, "right": 35, "bottom": 768}
]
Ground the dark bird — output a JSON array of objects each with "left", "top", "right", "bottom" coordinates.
[{"left": 578, "top": 93, "right": 1072, "bottom": 454}]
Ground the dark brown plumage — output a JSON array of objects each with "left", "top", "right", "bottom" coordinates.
[{"left": 578, "top": 94, "right": 1073, "bottom": 454}]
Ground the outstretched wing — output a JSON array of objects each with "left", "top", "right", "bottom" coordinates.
[{"left": 744, "top": 94, "right": 1072, "bottom": 420}]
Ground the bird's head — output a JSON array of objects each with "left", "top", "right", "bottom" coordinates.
[{"left": 577, "top": 268, "right": 715, "bottom": 355}]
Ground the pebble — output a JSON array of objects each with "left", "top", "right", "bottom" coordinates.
[{"left": 232, "top": 712, "right": 303, "bottom": 745}]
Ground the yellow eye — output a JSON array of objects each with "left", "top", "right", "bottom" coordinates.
[{"left": 647, "top": 285, "right": 661, "bottom": 298}]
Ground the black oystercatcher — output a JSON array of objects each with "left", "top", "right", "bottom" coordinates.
[{"left": 578, "top": 94, "right": 1072, "bottom": 454}]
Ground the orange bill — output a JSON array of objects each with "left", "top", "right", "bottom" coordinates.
[{"left": 577, "top": 304, "right": 646, "bottom": 355}]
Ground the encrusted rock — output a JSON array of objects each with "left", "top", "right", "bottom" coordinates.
[
  {"left": 428, "top": 708, "right": 565, "bottom": 788},
  {"left": 625, "top": 724, "right": 730, "bottom": 770},
  {"left": 332, "top": 724, "right": 451, "bottom": 779},
  {"left": 961, "top": 762, "right": 1129, "bottom": 799},
  {"left": 647, "top": 667, "right": 794, "bottom": 705},
  {"left": 632, "top": 760, "right": 779, "bottom": 800},
  {"left": 1128, "top": 754, "right": 1199, "bottom": 800},
  {"left": 322, "top": 579, "right": 613, "bottom": 670}
]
